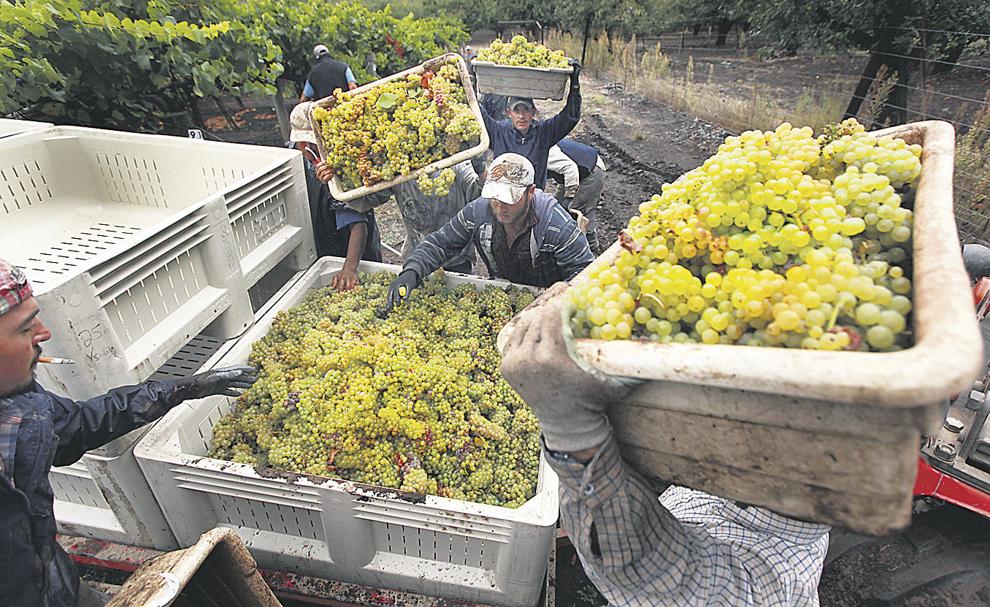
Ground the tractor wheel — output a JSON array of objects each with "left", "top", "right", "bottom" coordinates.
[{"left": 819, "top": 504, "right": 990, "bottom": 606}]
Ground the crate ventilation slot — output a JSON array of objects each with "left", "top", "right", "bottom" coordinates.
[
  {"left": 95, "top": 153, "right": 168, "bottom": 208},
  {"left": 202, "top": 165, "right": 250, "bottom": 193},
  {"left": 150, "top": 335, "right": 225, "bottom": 380},
  {"left": 1, "top": 159, "right": 53, "bottom": 214},
  {"left": 172, "top": 469, "right": 324, "bottom": 512},
  {"left": 354, "top": 502, "right": 513, "bottom": 542}
]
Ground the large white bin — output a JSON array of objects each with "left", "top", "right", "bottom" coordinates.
[
  {"left": 0, "top": 125, "right": 314, "bottom": 399},
  {"left": 135, "top": 258, "right": 559, "bottom": 607}
]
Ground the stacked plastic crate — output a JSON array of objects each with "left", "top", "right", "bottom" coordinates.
[{"left": 0, "top": 124, "right": 315, "bottom": 548}]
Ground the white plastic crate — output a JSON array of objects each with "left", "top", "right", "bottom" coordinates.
[
  {"left": 50, "top": 269, "right": 307, "bottom": 549},
  {"left": 135, "top": 258, "right": 559, "bottom": 607},
  {"left": 0, "top": 117, "right": 51, "bottom": 138},
  {"left": 0, "top": 125, "right": 314, "bottom": 399}
]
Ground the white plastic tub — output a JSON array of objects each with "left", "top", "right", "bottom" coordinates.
[
  {"left": 135, "top": 258, "right": 558, "bottom": 607},
  {"left": 309, "top": 54, "right": 489, "bottom": 203},
  {"left": 472, "top": 62, "right": 572, "bottom": 100},
  {"left": 0, "top": 125, "right": 314, "bottom": 399},
  {"left": 0, "top": 117, "right": 51, "bottom": 137},
  {"left": 500, "top": 121, "right": 982, "bottom": 535}
]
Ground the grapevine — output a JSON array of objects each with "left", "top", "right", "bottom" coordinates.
[
  {"left": 567, "top": 119, "right": 923, "bottom": 352},
  {"left": 311, "top": 57, "right": 480, "bottom": 194},
  {"left": 476, "top": 35, "right": 569, "bottom": 69},
  {"left": 209, "top": 271, "right": 541, "bottom": 508}
]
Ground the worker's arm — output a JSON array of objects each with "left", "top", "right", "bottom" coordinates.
[
  {"left": 403, "top": 198, "right": 483, "bottom": 281},
  {"left": 301, "top": 80, "right": 315, "bottom": 102},
  {"left": 477, "top": 98, "right": 504, "bottom": 141},
  {"left": 46, "top": 367, "right": 256, "bottom": 465},
  {"left": 315, "top": 161, "right": 392, "bottom": 213},
  {"left": 332, "top": 220, "right": 367, "bottom": 291},
  {"left": 542, "top": 61, "right": 582, "bottom": 148},
  {"left": 547, "top": 146, "right": 581, "bottom": 200},
  {"left": 345, "top": 66, "right": 358, "bottom": 90},
  {"left": 500, "top": 288, "right": 830, "bottom": 606},
  {"left": 546, "top": 202, "right": 595, "bottom": 280}
]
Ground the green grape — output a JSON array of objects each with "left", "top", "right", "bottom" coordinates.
[
  {"left": 567, "top": 119, "right": 921, "bottom": 353},
  {"left": 208, "top": 272, "right": 540, "bottom": 508},
  {"left": 311, "top": 57, "right": 480, "bottom": 191},
  {"left": 476, "top": 35, "right": 570, "bottom": 69}
]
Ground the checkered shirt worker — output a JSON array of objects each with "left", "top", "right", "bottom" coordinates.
[
  {"left": 0, "top": 259, "right": 258, "bottom": 607},
  {"left": 499, "top": 284, "right": 831, "bottom": 607}
]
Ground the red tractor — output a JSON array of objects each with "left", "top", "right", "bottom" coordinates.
[{"left": 820, "top": 244, "right": 990, "bottom": 606}]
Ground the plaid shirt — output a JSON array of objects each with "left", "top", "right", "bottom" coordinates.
[{"left": 548, "top": 433, "right": 829, "bottom": 606}]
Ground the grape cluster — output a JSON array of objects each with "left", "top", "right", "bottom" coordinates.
[
  {"left": 476, "top": 35, "right": 569, "bottom": 69},
  {"left": 568, "top": 119, "right": 923, "bottom": 352},
  {"left": 311, "top": 58, "right": 481, "bottom": 195},
  {"left": 416, "top": 167, "right": 456, "bottom": 196},
  {"left": 209, "top": 272, "right": 541, "bottom": 508}
]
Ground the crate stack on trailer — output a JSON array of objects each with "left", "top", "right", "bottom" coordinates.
[{"left": 0, "top": 122, "right": 315, "bottom": 548}]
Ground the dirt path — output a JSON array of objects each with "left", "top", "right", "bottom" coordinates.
[{"left": 563, "top": 76, "right": 731, "bottom": 243}]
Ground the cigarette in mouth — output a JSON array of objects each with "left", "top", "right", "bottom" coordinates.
[{"left": 38, "top": 357, "right": 75, "bottom": 365}]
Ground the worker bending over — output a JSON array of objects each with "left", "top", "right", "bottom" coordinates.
[
  {"left": 385, "top": 153, "right": 593, "bottom": 312},
  {"left": 547, "top": 139, "right": 607, "bottom": 253}
]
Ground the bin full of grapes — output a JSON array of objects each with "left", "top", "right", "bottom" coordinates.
[
  {"left": 499, "top": 120, "right": 982, "bottom": 534},
  {"left": 472, "top": 35, "right": 573, "bottom": 100},
  {"left": 309, "top": 53, "right": 489, "bottom": 202}
]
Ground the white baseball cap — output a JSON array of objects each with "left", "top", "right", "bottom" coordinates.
[
  {"left": 313, "top": 44, "right": 330, "bottom": 58},
  {"left": 289, "top": 102, "right": 317, "bottom": 144},
  {"left": 482, "top": 153, "right": 535, "bottom": 204}
]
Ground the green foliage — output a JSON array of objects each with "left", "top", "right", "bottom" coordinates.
[
  {"left": 230, "top": 0, "right": 466, "bottom": 90},
  {"left": 3, "top": 0, "right": 468, "bottom": 130},
  {"left": 1, "top": 0, "right": 282, "bottom": 128}
]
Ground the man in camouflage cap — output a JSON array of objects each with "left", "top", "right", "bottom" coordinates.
[
  {"left": 384, "top": 153, "right": 594, "bottom": 312},
  {"left": 0, "top": 258, "right": 258, "bottom": 606}
]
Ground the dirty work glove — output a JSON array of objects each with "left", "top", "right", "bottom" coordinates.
[
  {"left": 567, "top": 58, "right": 582, "bottom": 88},
  {"left": 174, "top": 366, "right": 258, "bottom": 400},
  {"left": 385, "top": 269, "right": 420, "bottom": 314},
  {"left": 499, "top": 283, "right": 636, "bottom": 453}
]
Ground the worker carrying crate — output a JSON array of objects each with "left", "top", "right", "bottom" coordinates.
[
  {"left": 0, "top": 259, "right": 259, "bottom": 607},
  {"left": 499, "top": 283, "right": 831, "bottom": 606}
]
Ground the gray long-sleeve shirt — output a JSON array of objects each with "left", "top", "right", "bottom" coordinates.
[{"left": 348, "top": 162, "right": 481, "bottom": 267}]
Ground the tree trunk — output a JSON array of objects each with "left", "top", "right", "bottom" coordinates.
[
  {"left": 715, "top": 19, "right": 733, "bottom": 47},
  {"left": 272, "top": 79, "right": 291, "bottom": 142}
]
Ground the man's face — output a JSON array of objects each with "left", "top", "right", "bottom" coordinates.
[
  {"left": 506, "top": 104, "right": 536, "bottom": 132},
  {"left": 0, "top": 298, "right": 52, "bottom": 397},
  {"left": 490, "top": 186, "right": 533, "bottom": 225}
]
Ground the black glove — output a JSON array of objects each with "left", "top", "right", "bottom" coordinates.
[
  {"left": 568, "top": 58, "right": 581, "bottom": 87},
  {"left": 174, "top": 366, "right": 258, "bottom": 400},
  {"left": 385, "top": 269, "right": 420, "bottom": 314}
]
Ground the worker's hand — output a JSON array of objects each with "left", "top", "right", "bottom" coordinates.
[
  {"left": 175, "top": 366, "right": 258, "bottom": 400},
  {"left": 567, "top": 58, "right": 582, "bottom": 86},
  {"left": 332, "top": 266, "right": 359, "bottom": 291},
  {"left": 384, "top": 269, "right": 420, "bottom": 314},
  {"left": 315, "top": 161, "right": 334, "bottom": 184},
  {"left": 499, "top": 283, "right": 635, "bottom": 454}
]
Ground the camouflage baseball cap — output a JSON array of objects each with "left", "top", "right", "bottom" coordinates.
[
  {"left": 0, "top": 258, "right": 32, "bottom": 316},
  {"left": 289, "top": 102, "right": 317, "bottom": 144},
  {"left": 482, "top": 153, "right": 535, "bottom": 204}
]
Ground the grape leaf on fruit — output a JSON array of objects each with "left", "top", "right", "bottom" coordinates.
[{"left": 376, "top": 92, "right": 398, "bottom": 110}]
